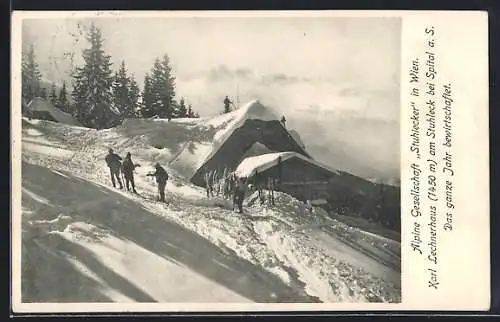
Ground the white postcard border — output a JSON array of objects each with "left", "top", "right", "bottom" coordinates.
[{"left": 11, "top": 10, "right": 490, "bottom": 313}]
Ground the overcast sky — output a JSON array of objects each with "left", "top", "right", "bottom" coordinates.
[{"left": 22, "top": 15, "right": 401, "bottom": 182}]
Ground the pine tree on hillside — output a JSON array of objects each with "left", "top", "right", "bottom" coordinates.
[
  {"left": 176, "top": 97, "right": 188, "bottom": 118},
  {"left": 149, "top": 54, "right": 176, "bottom": 119},
  {"left": 128, "top": 76, "right": 140, "bottom": 118},
  {"left": 140, "top": 73, "right": 155, "bottom": 118},
  {"left": 49, "top": 83, "right": 58, "bottom": 105},
  {"left": 71, "top": 23, "right": 117, "bottom": 129},
  {"left": 150, "top": 58, "right": 163, "bottom": 117},
  {"left": 57, "top": 82, "right": 70, "bottom": 114},
  {"left": 22, "top": 44, "right": 43, "bottom": 103},
  {"left": 111, "top": 60, "right": 133, "bottom": 119},
  {"left": 185, "top": 103, "right": 200, "bottom": 118},
  {"left": 161, "top": 54, "right": 177, "bottom": 118},
  {"left": 187, "top": 103, "right": 194, "bottom": 118}
]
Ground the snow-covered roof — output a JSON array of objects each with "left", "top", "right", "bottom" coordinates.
[
  {"left": 26, "top": 97, "right": 81, "bottom": 126},
  {"left": 197, "top": 100, "right": 305, "bottom": 169},
  {"left": 234, "top": 151, "right": 340, "bottom": 178},
  {"left": 310, "top": 199, "right": 328, "bottom": 206}
]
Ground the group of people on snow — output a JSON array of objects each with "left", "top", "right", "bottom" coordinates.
[{"left": 105, "top": 148, "right": 169, "bottom": 203}]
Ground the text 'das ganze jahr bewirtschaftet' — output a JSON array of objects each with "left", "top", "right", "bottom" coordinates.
[
  {"left": 406, "top": 25, "right": 456, "bottom": 291},
  {"left": 441, "top": 84, "right": 455, "bottom": 232}
]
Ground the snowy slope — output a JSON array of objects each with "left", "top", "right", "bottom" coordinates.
[{"left": 20, "top": 117, "right": 401, "bottom": 304}]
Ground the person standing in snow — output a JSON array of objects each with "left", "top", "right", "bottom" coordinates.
[
  {"left": 280, "top": 115, "right": 287, "bottom": 128},
  {"left": 121, "top": 152, "right": 140, "bottom": 193},
  {"left": 105, "top": 148, "right": 123, "bottom": 189},
  {"left": 233, "top": 176, "right": 247, "bottom": 213},
  {"left": 223, "top": 96, "right": 233, "bottom": 114},
  {"left": 146, "top": 162, "right": 169, "bottom": 203}
]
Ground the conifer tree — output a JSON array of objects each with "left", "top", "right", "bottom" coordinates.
[
  {"left": 57, "top": 82, "right": 70, "bottom": 114},
  {"left": 187, "top": 103, "right": 194, "bottom": 118},
  {"left": 128, "top": 76, "right": 140, "bottom": 118},
  {"left": 22, "top": 44, "right": 42, "bottom": 103},
  {"left": 140, "top": 73, "right": 155, "bottom": 118},
  {"left": 49, "top": 83, "right": 58, "bottom": 105},
  {"left": 112, "top": 61, "right": 132, "bottom": 118},
  {"left": 111, "top": 62, "right": 141, "bottom": 119},
  {"left": 149, "top": 54, "right": 176, "bottom": 119},
  {"left": 176, "top": 97, "right": 188, "bottom": 118},
  {"left": 71, "top": 23, "right": 117, "bottom": 129},
  {"left": 150, "top": 58, "right": 163, "bottom": 116}
]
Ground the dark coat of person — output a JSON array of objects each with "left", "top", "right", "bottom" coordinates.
[
  {"left": 233, "top": 177, "right": 247, "bottom": 213},
  {"left": 105, "top": 151, "right": 122, "bottom": 170},
  {"left": 122, "top": 153, "right": 140, "bottom": 193},
  {"left": 147, "top": 163, "right": 169, "bottom": 202},
  {"left": 149, "top": 164, "right": 169, "bottom": 184},
  {"left": 122, "top": 155, "right": 138, "bottom": 178},
  {"left": 224, "top": 96, "right": 232, "bottom": 108},
  {"left": 105, "top": 149, "right": 123, "bottom": 189}
]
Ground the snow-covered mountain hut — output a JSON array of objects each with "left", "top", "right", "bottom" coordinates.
[
  {"left": 169, "top": 100, "right": 311, "bottom": 187},
  {"left": 234, "top": 151, "right": 339, "bottom": 202},
  {"left": 24, "top": 97, "right": 81, "bottom": 126}
]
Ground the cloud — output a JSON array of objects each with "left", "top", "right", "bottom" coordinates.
[
  {"left": 207, "top": 65, "right": 234, "bottom": 82},
  {"left": 292, "top": 113, "right": 400, "bottom": 180},
  {"left": 260, "top": 73, "right": 315, "bottom": 86},
  {"left": 337, "top": 87, "right": 360, "bottom": 97},
  {"left": 182, "top": 66, "right": 317, "bottom": 88},
  {"left": 234, "top": 67, "right": 253, "bottom": 79},
  {"left": 184, "top": 65, "right": 256, "bottom": 83}
]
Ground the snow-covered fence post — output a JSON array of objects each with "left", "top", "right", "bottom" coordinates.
[
  {"left": 204, "top": 170, "right": 211, "bottom": 198},
  {"left": 221, "top": 167, "right": 227, "bottom": 198},
  {"left": 212, "top": 169, "right": 219, "bottom": 197},
  {"left": 267, "top": 177, "right": 276, "bottom": 206},
  {"left": 221, "top": 167, "right": 231, "bottom": 199},
  {"left": 210, "top": 169, "right": 217, "bottom": 197}
]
